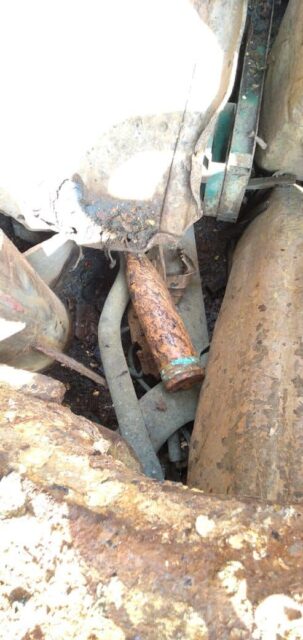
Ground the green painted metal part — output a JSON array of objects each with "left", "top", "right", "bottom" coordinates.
[
  {"left": 160, "top": 356, "right": 201, "bottom": 382},
  {"left": 202, "top": 104, "right": 235, "bottom": 217},
  {"left": 202, "top": 0, "right": 274, "bottom": 222}
]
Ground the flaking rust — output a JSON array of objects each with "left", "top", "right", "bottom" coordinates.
[{"left": 125, "top": 252, "right": 204, "bottom": 392}]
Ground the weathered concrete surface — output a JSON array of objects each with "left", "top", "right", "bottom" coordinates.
[
  {"left": 0, "top": 385, "right": 303, "bottom": 639},
  {"left": 188, "top": 187, "right": 303, "bottom": 503},
  {"left": 257, "top": 0, "right": 303, "bottom": 179}
]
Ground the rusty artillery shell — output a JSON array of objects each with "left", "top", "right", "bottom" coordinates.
[
  {"left": 125, "top": 253, "right": 204, "bottom": 392},
  {"left": 188, "top": 186, "right": 303, "bottom": 503}
]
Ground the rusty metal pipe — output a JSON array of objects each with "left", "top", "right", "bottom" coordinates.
[
  {"left": 0, "top": 230, "right": 70, "bottom": 371},
  {"left": 125, "top": 253, "right": 204, "bottom": 392},
  {"left": 188, "top": 186, "right": 303, "bottom": 503}
]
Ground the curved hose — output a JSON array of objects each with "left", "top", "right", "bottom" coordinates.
[{"left": 98, "top": 258, "right": 163, "bottom": 480}]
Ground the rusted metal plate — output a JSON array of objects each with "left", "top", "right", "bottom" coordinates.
[{"left": 0, "top": 0, "right": 247, "bottom": 251}]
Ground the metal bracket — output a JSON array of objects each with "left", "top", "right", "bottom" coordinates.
[{"left": 202, "top": 0, "right": 274, "bottom": 222}]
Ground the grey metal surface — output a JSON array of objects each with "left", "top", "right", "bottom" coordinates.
[
  {"left": 246, "top": 173, "right": 297, "bottom": 190},
  {"left": 25, "top": 235, "right": 79, "bottom": 289},
  {"left": 141, "top": 384, "right": 200, "bottom": 453}
]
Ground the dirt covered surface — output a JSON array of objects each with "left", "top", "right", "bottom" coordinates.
[
  {"left": 195, "top": 217, "right": 231, "bottom": 337},
  {"left": 49, "top": 248, "right": 119, "bottom": 430}
]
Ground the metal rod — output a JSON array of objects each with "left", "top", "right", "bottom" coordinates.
[
  {"left": 246, "top": 174, "right": 297, "bottom": 190},
  {"left": 34, "top": 344, "right": 107, "bottom": 387}
]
